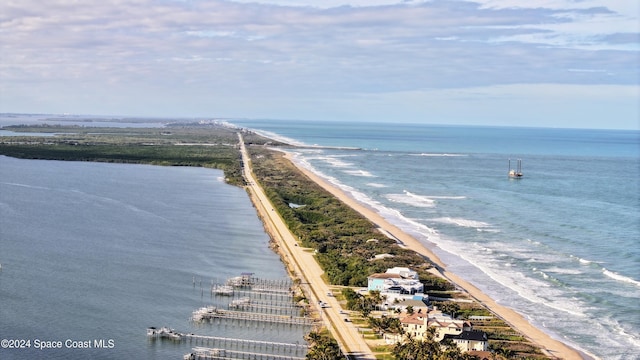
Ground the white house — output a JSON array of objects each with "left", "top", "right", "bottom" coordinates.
[
  {"left": 400, "top": 309, "right": 472, "bottom": 342},
  {"left": 367, "top": 267, "right": 423, "bottom": 294},
  {"left": 385, "top": 267, "right": 418, "bottom": 279},
  {"left": 443, "top": 330, "right": 488, "bottom": 352},
  {"left": 381, "top": 292, "right": 429, "bottom": 310}
]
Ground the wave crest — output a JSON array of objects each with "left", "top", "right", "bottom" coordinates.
[{"left": 603, "top": 268, "right": 640, "bottom": 288}]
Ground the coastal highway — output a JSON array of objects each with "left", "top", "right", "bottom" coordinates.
[{"left": 238, "top": 134, "right": 376, "bottom": 360}]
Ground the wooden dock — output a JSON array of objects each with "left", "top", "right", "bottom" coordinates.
[
  {"left": 193, "top": 308, "right": 314, "bottom": 326},
  {"left": 153, "top": 275, "right": 312, "bottom": 359},
  {"left": 185, "top": 346, "right": 306, "bottom": 360},
  {"left": 225, "top": 274, "right": 293, "bottom": 291},
  {"left": 149, "top": 327, "right": 308, "bottom": 358},
  {"left": 228, "top": 302, "right": 301, "bottom": 316},
  {"left": 212, "top": 287, "right": 295, "bottom": 300}
]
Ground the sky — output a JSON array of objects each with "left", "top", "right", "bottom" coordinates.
[{"left": 0, "top": 0, "right": 638, "bottom": 129}]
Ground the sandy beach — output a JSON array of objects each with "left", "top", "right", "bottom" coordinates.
[{"left": 281, "top": 152, "right": 588, "bottom": 360}]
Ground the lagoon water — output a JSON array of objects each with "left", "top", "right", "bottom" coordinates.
[
  {"left": 230, "top": 120, "right": 640, "bottom": 360},
  {"left": 0, "top": 157, "right": 301, "bottom": 359}
]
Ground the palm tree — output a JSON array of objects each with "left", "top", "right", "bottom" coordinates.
[
  {"left": 305, "top": 331, "right": 322, "bottom": 345},
  {"left": 393, "top": 329, "right": 472, "bottom": 360},
  {"left": 305, "top": 331, "right": 342, "bottom": 360},
  {"left": 438, "top": 302, "right": 460, "bottom": 318}
]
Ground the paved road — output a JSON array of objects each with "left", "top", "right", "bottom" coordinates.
[{"left": 238, "top": 134, "right": 376, "bottom": 360}]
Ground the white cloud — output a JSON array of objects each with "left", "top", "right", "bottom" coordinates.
[
  {"left": 0, "top": 0, "right": 637, "bottom": 128},
  {"left": 224, "top": 0, "right": 431, "bottom": 8}
]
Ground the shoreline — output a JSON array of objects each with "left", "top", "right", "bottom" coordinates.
[{"left": 281, "top": 152, "right": 590, "bottom": 360}]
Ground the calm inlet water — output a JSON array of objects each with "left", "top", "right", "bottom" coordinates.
[
  {"left": 0, "top": 157, "right": 302, "bottom": 359},
  {"left": 230, "top": 119, "right": 640, "bottom": 360}
]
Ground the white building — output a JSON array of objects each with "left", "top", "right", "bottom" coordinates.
[
  {"left": 367, "top": 273, "right": 424, "bottom": 294},
  {"left": 443, "top": 330, "right": 489, "bottom": 352},
  {"left": 400, "top": 309, "right": 472, "bottom": 342},
  {"left": 367, "top": 267, "right": 423, "bottom": 294},
  {"left": 385, "top": 267, "right": 418, "bottom": 279}
]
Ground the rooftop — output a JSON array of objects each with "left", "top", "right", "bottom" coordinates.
[
  {"left": 369, "top": 273, "right": 402, "bottom": 279},
  {"left": 444, "top": 330, "right": 488, "bottom": 342}
]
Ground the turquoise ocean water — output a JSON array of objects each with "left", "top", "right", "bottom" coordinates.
[
  {"left": 229, "top": 119, "right": 640, "bottom": 360},
  {"left": 0, "top": 156, "right": 304, "bottom": 359}
]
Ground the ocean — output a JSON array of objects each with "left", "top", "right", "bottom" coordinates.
[
  {"left": 0, "top": 156, "right": 305, "bottom": 359},
  {"left": 229, "top": 119, "right": 640, "bottom": 360}
]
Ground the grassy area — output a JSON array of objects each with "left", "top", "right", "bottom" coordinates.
[{"left": 247, "top": 146, "right": 447, "bottom": 288}]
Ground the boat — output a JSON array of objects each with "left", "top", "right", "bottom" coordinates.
[
  {"left": 191, "top": 306, "right": 217, "bottom": 322},
  {"left": 212, "top": 284, "right": 234, "bottom": 295},
  {"left": 147, "top": 326, "right": 182, "bottom": 341},
  {"left": 229, "top": 297, "right": 251, "bottom": 309},
  {"left": 508, "top": 159, "right": 523, "bottom": 178},
  {"left": 225, "top": 272, "right": 254, "bottom": 287}
]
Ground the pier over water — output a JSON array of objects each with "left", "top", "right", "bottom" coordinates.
[
  {"left": 148, "top": 327, "right": 308, "bottom": 359},
  {"left": 149, "top": 274, "right": 314, "bottom": 359}
]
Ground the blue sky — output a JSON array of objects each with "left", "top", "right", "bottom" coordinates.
[{"left": 1, "top": 0, "right": 638, "bottom": 129}]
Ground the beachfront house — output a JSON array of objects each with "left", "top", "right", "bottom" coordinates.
[
  {"left": 400, "top": 309, "right": 472, "bottom": 342},
  {"left": 368, "top": 273, "right": 401, "bottom": 292},
  {"left": 393, "top": 298, "right": 430, "bottom": 313},
  {"left": 367, "top": 267, "right": 424, "bottom": 294},
  {"left": 386, "top": 267, "right": 418, "bottom": 279},
  {"left": 443, "top": 330, "right": 489, "bottom": 352},
  {"left": 381, "top": 292, "right": 429, "bottom": 311},
  {"left": 401, "top": 312, "right": 430, "bottom": 340}
]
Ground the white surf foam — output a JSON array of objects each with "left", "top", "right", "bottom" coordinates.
[
  {"left": 409, "top": 153, "right": 468, "bottom": 157},
  {"left": 2, "top": 182, "right": 51, "bottom": 191},
  {"left": 386, "top": 192, "right": 435, "bottom": 208},
  {"left": 578, "top": 257, "right": 593, "bottom": 265},
  {"left": 431, "top": 217, "right": 493, "bottom": 229},
  {"left": 343, "top": 169, "right": 376, "bottom": 177},
  {"left": 477, "top": 228, "right": 501, "bottom": 233},
  {"left": 366, "top": 182, "right": 388, "bottom": 188},
  {"left": 318, "top": 155, "right": 354, "bottom": 168},
  {"left": 603, "top": 268, "right": 640, "bottom": 288},
  {"left": 543, "top": 267, "right": 584, "bottom": 275},
  {"left": 386, "top": 190, "right": 465, "bottom": 208},
  {"left": 239, "top": 126, "right": 308, "bottom": 147}
]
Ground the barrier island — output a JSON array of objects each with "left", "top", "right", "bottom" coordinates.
[{"left": 0, "top": 121, "right": 584, "bottom": 360}]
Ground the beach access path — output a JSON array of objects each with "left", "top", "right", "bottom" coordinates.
[{"left": 238, "top": 134, "right": 376, "bottom": 360}]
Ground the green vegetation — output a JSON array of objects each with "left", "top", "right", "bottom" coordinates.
[
  {"left": 393, "top": 331, "right": 478, "bottom": 360},
  {"left": 0, "top": 123, "right": 277, "bottom": 186},
  {"left": 448, "top": 302, "right": 548, "bottom": 359},
  {"left": 304, "top": 330, "right": 343, "bottom": 360},
  {"left": 248, "top": 147, "right": 449, "bottom": 288},
  {"left": 342, "top": 288, "right": 379, "bottom": 316}
]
